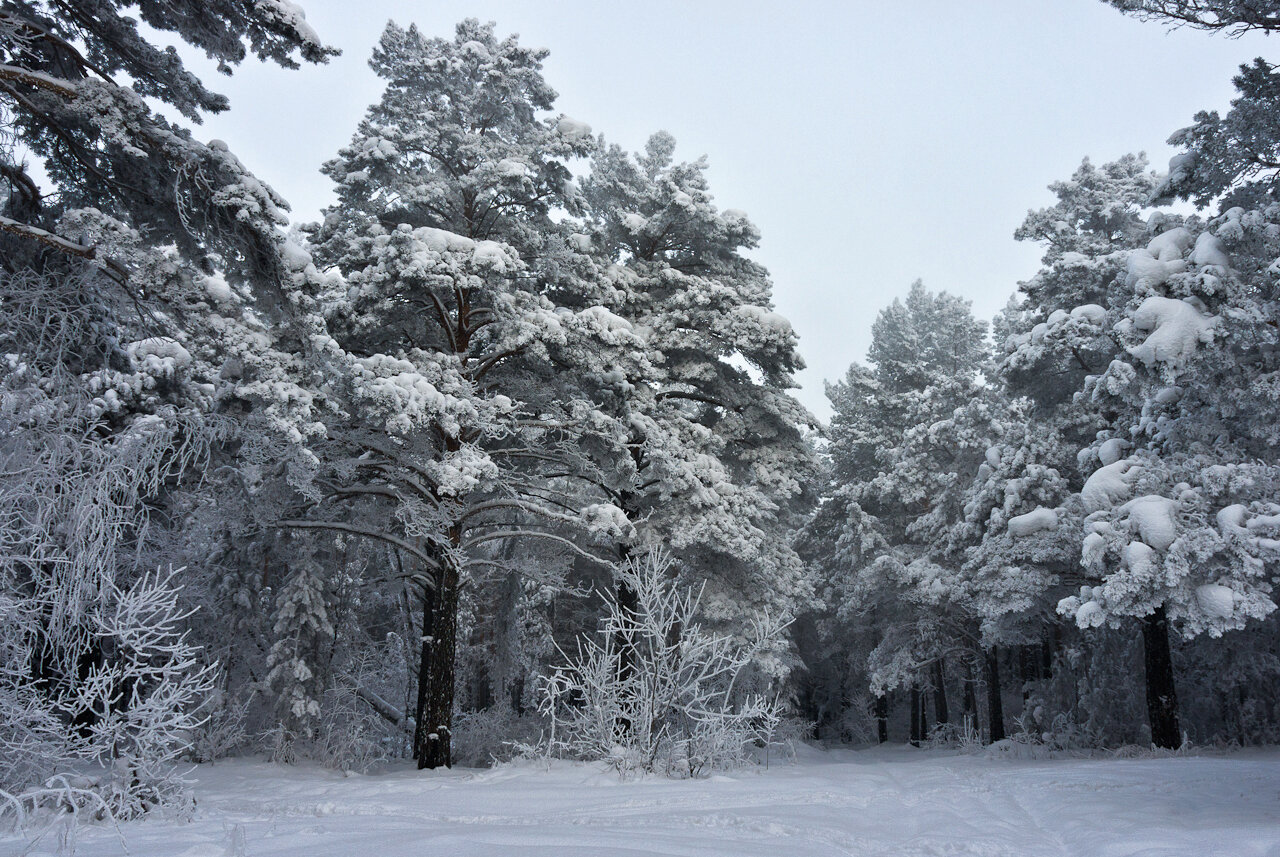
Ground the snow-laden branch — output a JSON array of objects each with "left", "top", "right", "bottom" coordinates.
[
  {"left": 458, "top": 497, "right": 581, "bottom": 528},
  {"left": 0, "top": 63, "right": 77, "bottom": 97},
  {"left": 278, "top": 520, "right": 442, "bottom": 580},
  {"left": 0, "top": 215, "right": 129, "bottom": 282},
  {"left": 462, "top": 528, "right": 614, "bottom": 567}
]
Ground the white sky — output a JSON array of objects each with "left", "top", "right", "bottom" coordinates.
[{"left": 178, "top": 0, "right": 1271, "bottom": 420}]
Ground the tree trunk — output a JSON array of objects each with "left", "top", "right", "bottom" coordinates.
[
  {"left": 510, "top": 675, "right": 525, "bottom": 717},
  {"left": 984, "top": 647, "right": 1005, "bottom": 742},
  {"left": 1141, "top": 605, "right": 1181, "bottom": 749},
  {"left": 1236, "top": 687, "right": 1247, "bottom": 747},
  {"left": 411, "top": 587, "right": 433, "bottom": 765},
  {"left": 413, "top": 560, "right": 459, "bottom": 769},
  {"left": 909, "top": 686, "right": 921, "bottom": 746},
  {"left": 613, "top": 493, "right": 642, "bottom": 742},
  {"left": 931, "top": 659, "right": 950, "bottom": 727},
  {"left": 963, "top": 660, "right": 978, "bottom": 723},
  {"left": 1042, "top": 626, "right": 1057, "bottom": 678},
  {"left": 874, "top": 694, "right": 889, "bottom": 744},
  {"left": 616, "top": 574, "right": 640, "bottom": 679},
  {"left": 613, "top": 545, "right": 641, "bottom": 733},
  {"left": 1018, "top": 646, "right": 1032, "bottom": 701}
]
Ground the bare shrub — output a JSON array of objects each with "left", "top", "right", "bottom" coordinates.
[{"left": 538, "top": 549, "right": 786, "bottom": 777}]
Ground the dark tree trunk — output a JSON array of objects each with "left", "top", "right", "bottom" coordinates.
[
  {"left": 1141, "top": 605, "right": 1181, "bottom": 749},
  {"left": 1018, "top": 646, "right": 1033, "bottom": 700},
  {"left": 984, "top": 647, "right": 1005, "bottom": 742},
  {"left": 874, "top": 694, "right": 889, "bottom": 744},
  {"left": 963, "top": 660, "right": 978, "bottom": 723},
  {"left": 471, "top": 671, "right": 493, "bottom": 712},
  {"left": 1041, "top": 627, "right": 1056, "bottom": 678},
  {"left": 932, "top": 659, "right": 950, "bottom": 726},
  {"left": 615, "top": 574, "right": 640, "bottom": 676},
  {"left": 909, "top": 686, "right": 921, "bottom": 746},
  {"left": 613, "top": 485, "right": 645, "bottom": 741},
  {"left": 411, "top": 587, "right": 434, "bottom": 764},
  {"left": 1236, "top": 687, "right": 1248, "bottom": 747},
  {"left": 413, "top": 560, "right": 459, "bottom": 769},
  {"left": 613, "top": 540, "right": 641, "bottom": 742},
  {"left": 510, "top": 675, "right": 525, "bottom": 717}
]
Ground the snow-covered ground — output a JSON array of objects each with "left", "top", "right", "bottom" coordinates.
[{"left": 10, "top": 745, "right": 1280, "bottom": 857}]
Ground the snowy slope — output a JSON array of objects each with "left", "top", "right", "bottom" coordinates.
[{"left": 9, "top": 746, "right": 1280, "bottom": 857}]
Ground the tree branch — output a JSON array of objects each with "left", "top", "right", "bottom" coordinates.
[
  {"left": 0, "top": 215, "right": 129, "bottom": 282},
  {"left": 277, "top": 519, "right": 441, "bottom": 580},
  {"left": 0, "top": 64, "right": 78, "bottom": 97},
  {"left": 462, "top": 529, "right": 614, "bottom": 567}
]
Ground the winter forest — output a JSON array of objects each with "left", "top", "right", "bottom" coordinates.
[{"left": 3, "top": 0, "right": 1280, "bottom": 854}]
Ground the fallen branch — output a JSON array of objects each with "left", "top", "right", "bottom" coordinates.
[{"left": 354, "top": 685, "right": 409, "bottom": 730}]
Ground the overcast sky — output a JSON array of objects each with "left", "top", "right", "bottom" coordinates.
[{"left": 179, "top": 0, "right": 1271, "bottom": 420}]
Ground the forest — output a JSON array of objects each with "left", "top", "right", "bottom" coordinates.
[{"left": 2, "top": 0, "right": 1280, "bottom": 840}]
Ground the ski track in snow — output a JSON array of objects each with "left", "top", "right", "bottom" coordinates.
[{"left": 8, "top": 745, "right": 1280, "bottom": 857}]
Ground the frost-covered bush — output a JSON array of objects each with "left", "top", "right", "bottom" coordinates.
[
  {"left": 188, "top": 686, "right": 254, "bottom": 764},
  {"left": 0, "top": 569, "right": 213, "bottom": 824},
  {"left": 980, "top": 711, "right": 1098, "bottom": 761},
  {"left": 0, "top": 260, "right": 218, "bottom": 822},
  {"left": 451, "top": 708, "right": 546, "bottom": 768},
  {"left": 311, "top": 686, "right": 399, "bottom": 774},
  {"left": 538, "top": 550, "right": 786, "bottom": 777},
  {"left": 925, "top": 716, "right": 984, "bottom": 752},
  {"left": 1008, "top": 711, "right": 1104, "bottom": 754}
]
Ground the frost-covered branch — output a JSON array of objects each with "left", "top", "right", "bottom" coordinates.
[
  {"left": 277, "top": 520, "right": 442, "bottom": 578},
  {"left": 462, "top": 529, "right": 614, "bottom": 567}
]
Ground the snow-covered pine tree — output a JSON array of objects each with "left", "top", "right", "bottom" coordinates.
[
  {"left": 994, "top": 134, "right": 1280, "bottom": 746},
  {"left": 0, "top": 0, "right": 336, "bottom": 289},
  {"left": 1056, "top": 214, "right": 1280, "bottom": 746},
  {"left": 579, "top": 133, "right": 817, "bottom": 677},
  {"left": 957, "top": 157, "right": 1161, "bottom": 743},
  {"left": 1049, "top": 40, "right": 1280, "bottom": 740},
  {"left": 803, "top": 282, "right": 988, "bottom": 741},
  {"left": 0, "top": 0, "right": 336, "bottom": 811},
  {"left": 300, "top": 19, "right": 636, "bottom": 769}
]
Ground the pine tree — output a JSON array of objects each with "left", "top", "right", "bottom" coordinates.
[
  {"left": 803, "top": 282, "right": 988, "bottom": 739},
  {"left": 0, "top": 0, "right": 336, "bottom": 808},
  {"left": 999, "top": 144, "right": 1280, "bottom": 745},
  {"left": 580, "top": 133, "right": 817, "bottom": 668},
  {"left": 0, "top": 0, "right": 336, "bottom": 288},
  {"left": 300, "top": 19, "right": 632, "bottom": 768}
]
